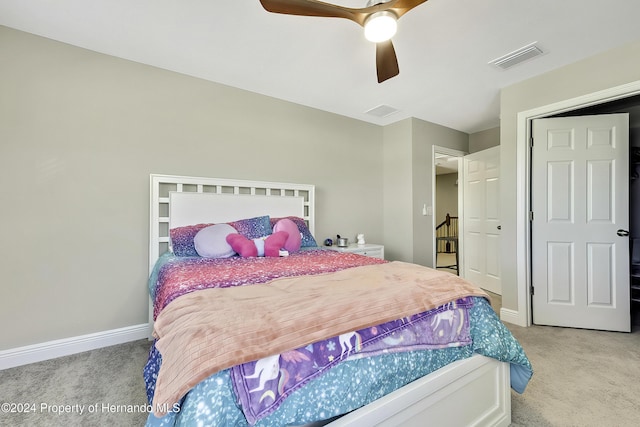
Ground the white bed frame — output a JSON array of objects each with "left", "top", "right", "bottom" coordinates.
[{"left": 149, "top": 174, "right": 511, "bottom": 427}]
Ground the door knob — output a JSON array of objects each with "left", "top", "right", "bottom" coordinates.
[
  {"left": 497, "top": 225, "right": 502, "bottom": 230},
  {"left": 617, "top": 229, "right": 629, "bottom": 236}
]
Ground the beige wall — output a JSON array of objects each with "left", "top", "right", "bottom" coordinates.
[
  {"left": 382, "top": 120, "right": 414, "bottom": 262},
  {"left": 469, "top": 127, "right": 499, "bottom": 153},
  {"left": 0, "top": 26, "right": 386, "bottom": 350},
  {"left": 382, "top": 118, "right": 468, "bottom": 266},
  {"left": 499, "top": 39, "right": 640, "bottom": 312}
]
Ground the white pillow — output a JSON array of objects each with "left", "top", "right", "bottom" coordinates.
[{"left": 193, "top": 224, "right": 238, "bottom": 258}]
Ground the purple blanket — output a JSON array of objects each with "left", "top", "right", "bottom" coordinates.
[{"left": 231, "top": 297, "right": 474, "bottom": 424}]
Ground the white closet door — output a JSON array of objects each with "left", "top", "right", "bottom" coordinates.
[{"left": 531, "top": 113, "right": 630, "bottom": 332}]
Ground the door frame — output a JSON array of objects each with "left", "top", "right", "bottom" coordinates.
[
  {"left": 432, "top": 145, "right": 466, "bottom": 273},
  {"left": 515, "top": 80, "right": 640, "bottom": 327}
]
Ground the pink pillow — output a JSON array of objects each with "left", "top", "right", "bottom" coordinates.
[{"left": 273, "top": 218, "right": 302, "bottom": 252}]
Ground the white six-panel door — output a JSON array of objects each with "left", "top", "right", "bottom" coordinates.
[
  {"left": 463, "top": 146, "right": 501, "bottom": 294},
  {"left": 531, "top": 113, "right": 630, "bottom": 332}
]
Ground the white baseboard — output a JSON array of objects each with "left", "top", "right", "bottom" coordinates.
[
  {"left": 500, "top": 307, "right": 526, "bottom": 327},
  {"left": 0, "top": 324, "right": 150, "bottom": 370}
]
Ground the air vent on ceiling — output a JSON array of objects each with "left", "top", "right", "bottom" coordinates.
[
  {"left": 365, "top": 104, "right": 399, "bottom": 118},
  {"left": 489, "top": 42, "right": 544, "bottom": 70}
]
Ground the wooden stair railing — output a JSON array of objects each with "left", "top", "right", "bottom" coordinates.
[{"left": 435, "top": 213, "right": 458, "bottom": 253}]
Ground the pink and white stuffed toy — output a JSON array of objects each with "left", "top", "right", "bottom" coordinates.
[{"left": 226, "top": 231, "right": 289, "bottom": 257}]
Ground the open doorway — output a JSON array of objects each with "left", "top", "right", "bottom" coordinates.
[{"left": 432, "top": 146, "right": 465, "bottom": 275}]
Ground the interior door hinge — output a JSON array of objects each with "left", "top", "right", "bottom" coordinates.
[
  {"left": 530, "top": 135, "right": 534, "bottom": 147},
  {"left": 530, "top": 286, "right": 535, "bottom": 295},
  {"left": 529, "top": 211, "right": 534, "bottom": 221}
]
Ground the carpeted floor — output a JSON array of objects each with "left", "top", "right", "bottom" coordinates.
[
  {"left": 1, "top": 307, "right": 639, "bottom": 426},
  {"left": 0, "top": 339, "right": 150, "bottom": 426},
  {"left": 508, "top": 323, "right": 640, "bottom": 427}
]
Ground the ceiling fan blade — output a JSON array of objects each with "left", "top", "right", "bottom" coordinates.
[
  {"left": 259, "top": 0, "right": 367, "bottom": 25},
  {"left": 259, "top": 0, "right": 430, "bottom": 26},
  {"left": 376, "top": 40, "right": 399, "bottom": 83},
  {"left": 386, "top": 0, "right": 430, "bottom": 20}
]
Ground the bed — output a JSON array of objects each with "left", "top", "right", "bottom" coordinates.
[{"left": 144, "top": 174, "right": 532, "bottom": 427}]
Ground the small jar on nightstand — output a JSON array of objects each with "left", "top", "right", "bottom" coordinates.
[{"left": 327, "top": 243, "right": 385, "bottom": 260}]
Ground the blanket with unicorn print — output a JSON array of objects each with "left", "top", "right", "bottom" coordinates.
[{"left": 230, "top": 298, "right": 474, "bottom": 424}]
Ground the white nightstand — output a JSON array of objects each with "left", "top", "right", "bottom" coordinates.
[{"left": 326, "top": 243, "right": 385, "bottom": 260}]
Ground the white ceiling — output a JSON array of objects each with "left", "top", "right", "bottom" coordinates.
[{"left": 2, "top": 0, "right": 640, "bottom": 134}]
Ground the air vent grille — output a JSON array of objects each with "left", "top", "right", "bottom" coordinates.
[
  {"left": 365, "top": 104, "right": 399, "bottom": 118},
  {"left": 489, "top": 42, "right": 544, "bottom": 70}
]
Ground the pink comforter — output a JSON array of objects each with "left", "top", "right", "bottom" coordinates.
[{"left": 152, "top": 249, "right": 386, "bottom": 319}]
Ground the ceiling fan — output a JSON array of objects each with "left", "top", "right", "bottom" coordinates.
[{"left": 259, "top": 0, "right": 429, "bottom": 83}]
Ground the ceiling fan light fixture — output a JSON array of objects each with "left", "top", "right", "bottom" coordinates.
[{"left": 364, "top": 11, "right": 397, "bottom": 43}]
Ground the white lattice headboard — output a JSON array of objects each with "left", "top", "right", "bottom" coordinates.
[{"left": 149, "top": 174, "right": 316, "bottom": 272}]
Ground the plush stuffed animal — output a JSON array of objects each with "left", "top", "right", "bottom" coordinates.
[
  {"left": 226, "top": 231, "right": 289, "bottom": 257},
  {"left": 272, "top": 218, "right": 302, "bottom": 252}
]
